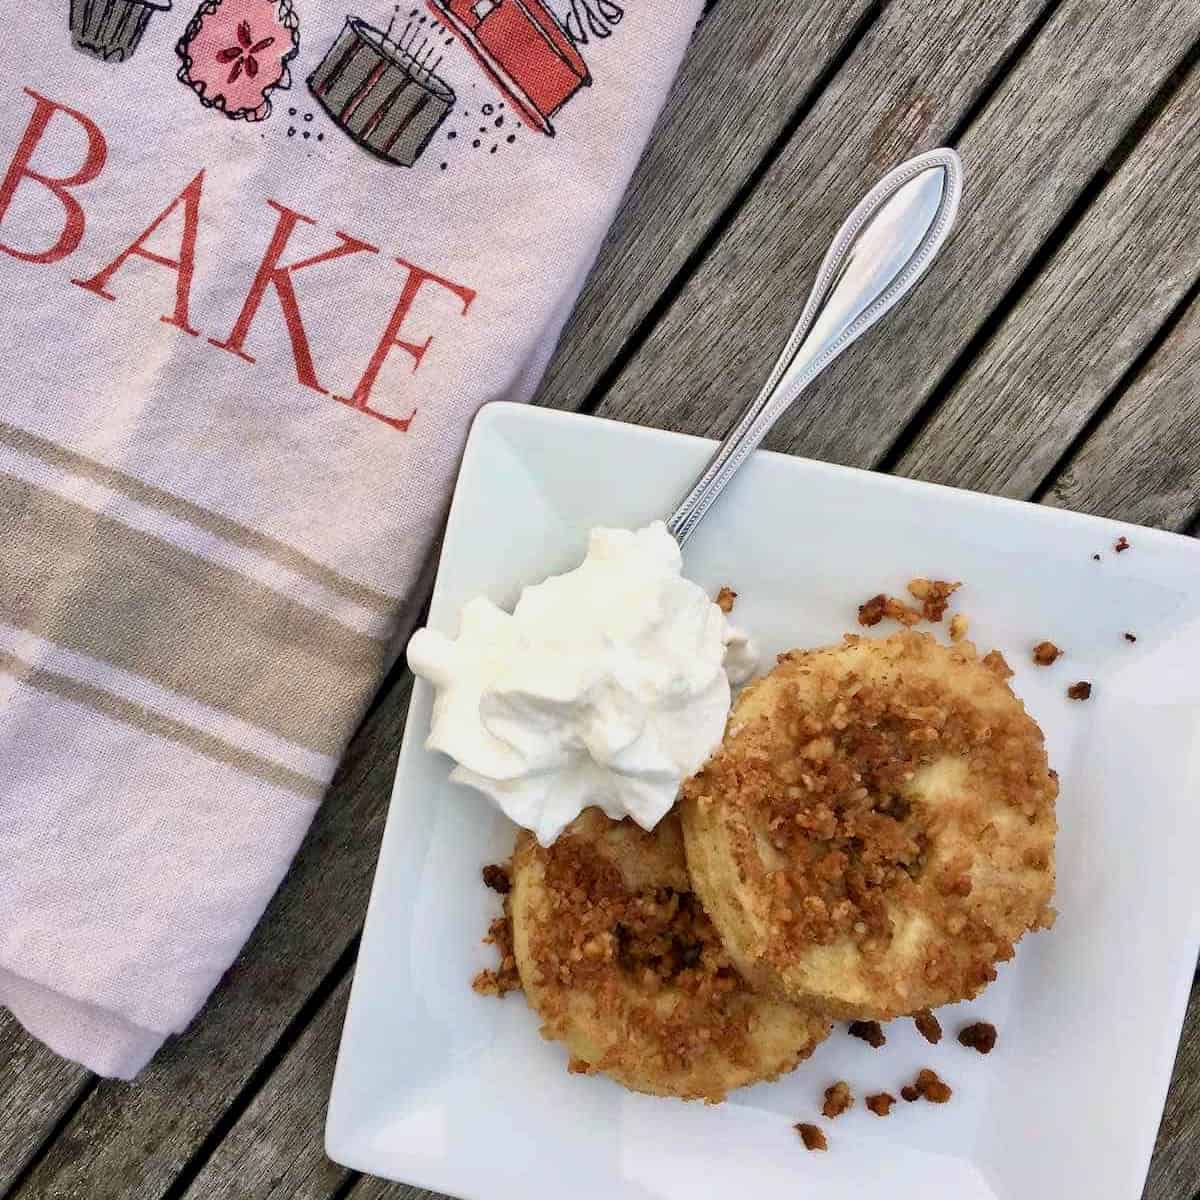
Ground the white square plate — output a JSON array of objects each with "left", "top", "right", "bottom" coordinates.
[{"left": 327, "top": 402, "right": 1200, "bottom": 1200}]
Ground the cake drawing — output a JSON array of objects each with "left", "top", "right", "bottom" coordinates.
[
  {"left": 429, "top": 0, "right": 589, "bottom": 136},
  {"left": 307, "top": 16, "right": 456, "bottom": 168},
  {"left": 176, "top": 0, "right": 300, "bottom": 121},
  {"left": 69, "top": 0, "right": 172, "bottom": 62}
]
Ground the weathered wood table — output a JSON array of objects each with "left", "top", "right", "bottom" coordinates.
[{"left": 2, "top": 2, "right": 1198, "bottom": 1198}]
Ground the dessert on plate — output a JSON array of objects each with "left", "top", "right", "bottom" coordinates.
[
  {"left": 409, "top": 524, "right": 1058, "bottom": 1102},
  {"left": 509, "top": 808, "right": 830, "bottom": 1101},
  {"left": 682, "top": 630, "right": 1057, "bottom": 1018}
]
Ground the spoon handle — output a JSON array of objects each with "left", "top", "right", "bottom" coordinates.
[{"left": 666, "top": 148, "right": 963, "bottom": 547}]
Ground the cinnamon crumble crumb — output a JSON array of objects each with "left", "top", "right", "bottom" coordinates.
[
  {"left": 1067, "top": 681, "right": 1092, "bottom": 701},
  {"left": 482, "top": 863, "right": 511, "bottom": 894},
  {"left": 857, "top": 594, "right": 888, "bottom": 627},
  {"left": 913, "top": 1009, "right": 942, "bottom": 1044},
  {"left": 958, "top": 1021, "right": 998, "bottom": 1054},
  {"left": 1123, "top": 632, "right": 1137, "bottom": 643},
  {"left": 907, "top": 578, "right": 961, "bottom": 622},
  {"left": 900, "top": 1085, "right": 920, "bottom": 1102},
  {"left": 857, "top": 593, "right": 923, "bottom": 628},
  {"left": 716, "top": 586, "right": 737, "bottom": 614},
  {"left": 848, "top": 1020, "right": 886, "bottom": 1048},
  {"left": 866, "top": 1092, "right": 895, "bottom": 1116},
  {"left": 472, "top": 916, "right": 521, "bottom": 997},
  {"left": 914, "top": 1068, "right": 952, "bottom": 1103},
  {"left": 822, "top": 1080, "right": 854, "bottom": 1118},
  {"left": 1032, "top": 641, "right": 1062, "bottom": 666},
  {"left": 682, "top": 630, "right": 1055, "bottom": 1035},
  {"left": 1115, "top": 536, "right": 1130, "bottom": 553},
  {"left": 982, "top": 649, "right": 1014, "bottom": 679},
  {"left": 795, "top": 1122, "right": 827, "bottom": 1151},
  {"left": 949, "top": 613, "right": 968, "bottom": 642}
]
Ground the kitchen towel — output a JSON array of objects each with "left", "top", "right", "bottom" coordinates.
[{"left": 0, "top": 0, "right": 702, "bottom": 1078}]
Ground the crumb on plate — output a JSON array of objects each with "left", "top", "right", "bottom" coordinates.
[
  {"left": 822, "top": 1081, "right": 854, "bottom": 1118},
  {"left": 1092, "top": 553, "right": 1101, "bottom": 562},
  {"left": 866, "top": 1092, "right": 896, "bottom": 1117},
  {"left": 900, "top": 1084, "right": 920, "bottom": 1102},
  {"left": 906, "top": 578, "right": 961, "bottom": 622},
  {"left": 848, "top": 1020, "right": 886, "bottom": 1048},
  {"left": 914, "top": 1068, "right": 952, "bottom": 1103},
  {"left": 913, "top": 1009, "right": 942, "bottom": 1044},
  {"left": 958, "top": 1021, "right": 998, "bottom": 1054},
  {"left": 1032, "top": 640, "right": 1062, "bottom": 666},
  {"left": 795, "top": 1122, "right": 828, "bottom": 1151},
  {"left": 716, "top": 586, "right": 737, "bottom": 614},
  {"left": 472, "top": 915, "right": 521, "bottom": 997},
  {"left": 1115, "top": 536, "right": 1130, "bottom": 553},
  {"left": 1124, "top": 632, "right": 1137, "bottom": 643},
  {"left": 1067, "top": 681, "right": 1092, "bottom": 701},
  {"left": 857, "top": 593, "right": 920, "bottom": 628},
  {"left": 482, "top": 863, "right": 511, "bottom": 894}
]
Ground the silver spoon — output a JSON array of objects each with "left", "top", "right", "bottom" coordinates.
[{"left": 666, "top": 148, "right": 963, "bottom": 547}]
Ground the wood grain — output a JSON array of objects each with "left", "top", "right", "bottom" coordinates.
[
  {"left": 1144, "top": 976, "right": 1200, "bottom": 1200},
  {"left": 7, "top": 677, "right": 412, "bottom": 1200},
  {"left": 895, "top": 57, "right": 1200, "bottom": 501},
  {"left": 586, "top": 0, "right": 1200, "bottom": 475},
  {"left": 0, "top": 1014, "right": 91, "bottom": 1194},
  {"left": 2, "top": 5, "right": 1198, "bottom": 1199},
  {"left": 531, "top": 0, "right": 877, "bottom": 413},
  {"left": 1043, "top": 289, "right": 1200, "bottom": 531},
  {"left": 347, "top": 1176, "right": 437, "bottom": 1200}
]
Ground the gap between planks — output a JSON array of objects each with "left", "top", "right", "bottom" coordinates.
[
  {"left": 0, "top": 1078, "right": 99, "bottom": 1200},
  {"left": 558, "top": 0, "right": 889, "bottom": 421},
  {"left": 878, "top": 27, "right": 1200, "bottom": 481},
  {"left": 582, "top": 0, "right": 1200, "bottom": 511},
  {"left": 155, "top": 937, "right": 362, "bottom": 1200}
]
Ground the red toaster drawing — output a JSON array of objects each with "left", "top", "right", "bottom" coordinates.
[{"left": 428, "top": 0, "right": 590, "bottom": 136}]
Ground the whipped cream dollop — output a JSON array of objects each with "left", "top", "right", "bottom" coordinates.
[{"left": 406, "top": 521, "right": 756, "bottom": 845}]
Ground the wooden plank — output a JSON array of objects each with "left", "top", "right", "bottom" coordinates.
[
  {"left": 172, "top": 972, "right": 446, "bottom": 1200},
  {"left": 531, "top": 0, "right": 877, "bottom": 413},
  {"left": 895, "top": 56, "right": 1200, "bottom": 501},
  {"left": 0, "top": 1013, "right": 91, "bottom": 1194},
  {"left": 1043, "top": 289, "right": 1200, "bottom": 531},
  {"left": 585, "top": 0, "right": 1200, "bottom": 477},
  {"left": 8, "top": 677, "right": 413, "bottom": 1200},
  {"left": 175, "top": 977, "right": 354, "bottom": 1200},
  {"left": 347, "top": 1176, "right": 437, "bottom": 1200},
  {"left": 1144, "top": 976, "right": 1200, "bottom": 1200},
  {"left": 173, "top": 955, "right": 1199, "bottom": 1200}
]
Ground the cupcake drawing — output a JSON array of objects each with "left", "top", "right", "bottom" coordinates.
[
  {"left": 69, "top": 0, "right": 172, "bottom": 62},
  {"left": 307, "top": 17, "right": 456, "bottom": 168},
  {"left": 177, "top": 0, "right": 300, "bottom": 121}
]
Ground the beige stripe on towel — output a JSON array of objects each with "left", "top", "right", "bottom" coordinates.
[
  {"left": 0, "top": 473, "right": 387, "bottom": 757},
  {"left": 0, "top": 434, "right": 392, "bottom": 639},
  {"left": 0, "top": 420, "right": 396, "bottom": 614},
  {"left": 0, "top": 649, "right": 326, "bottom": 801}
]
